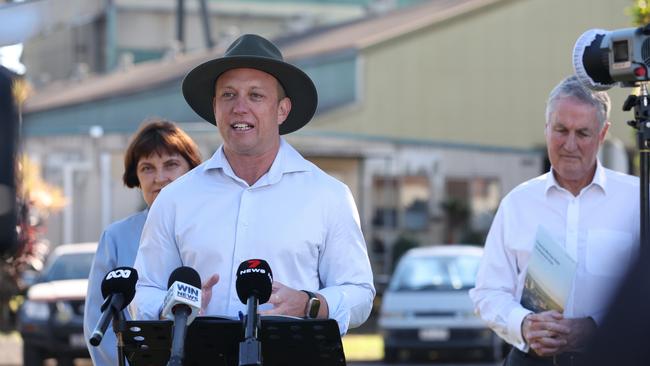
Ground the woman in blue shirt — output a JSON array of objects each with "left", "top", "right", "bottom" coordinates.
[{"left": 83, "top": 120, "right": 202, "bottom": 366}]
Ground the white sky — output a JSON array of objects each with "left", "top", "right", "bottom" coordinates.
[{"left": 0, "top": 43, "right": 26, "bottom": 74}]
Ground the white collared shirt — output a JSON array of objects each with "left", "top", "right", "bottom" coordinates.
[
  {"left": 469, "top": 162, "right": 639, "bottom": 350},
  {"left": 132, "top": 138, "right": 375, "bottom": 334}
]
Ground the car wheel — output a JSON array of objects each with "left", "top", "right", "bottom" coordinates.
[
  {"left": 384, "top": 346, "right": 399, "bottom": 363},
  {"left": 22, "top": 342, "right": 45, "bottom": 366}
]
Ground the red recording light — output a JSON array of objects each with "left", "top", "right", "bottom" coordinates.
[{"left": 635, "top": 66, "right": 647, "bottom": 77}]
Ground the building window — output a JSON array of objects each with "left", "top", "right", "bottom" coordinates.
[
  {"left": 372, "top": 177, "right": 398, "bottom": 229},
  {"left": 443, "top": 177, "right": 500, "bottom": 243},
  {"left": 372, "top": 175, "right": 431, "bottom": 231},
  {"left": 401, "top": 175, "right": 430, "bottom": 231}
]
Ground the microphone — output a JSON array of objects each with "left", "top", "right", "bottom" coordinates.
[
  {"left": 162, "top": 266, "right": 202, "bottom": 366},
  {"left": 89, "top": 267, "right": 138, "bottom": 346},
  {"left": 236, "top": 259, "right": 273, "bottom": 366},
  {"left": 572, "top": 28, "right": 615, "bottom": 91}
]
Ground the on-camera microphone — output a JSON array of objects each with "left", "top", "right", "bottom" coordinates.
[
  {"left": 573, "top": 26, "right": 650, "bottom": 91},
  {"left": 89, "top": 267, "right": 138, "bottom": 346},
  {"left": 236, "top": 259, "right": 273, "bottom": 366},
  {"left": 162, "top": 266, "right": 202, "bottom": 366},
  {"left": 573, "top": 28, "right": 616, "bottom": 91}
]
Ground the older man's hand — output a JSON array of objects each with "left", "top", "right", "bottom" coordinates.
[
  {"left": 556, "top": 316, "right": 597, "bottom": 351},
  {"left": 522, "top": 310, "right": 570, "bottom": 356}
]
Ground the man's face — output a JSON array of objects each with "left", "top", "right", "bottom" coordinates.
[
  {"left": 213, "top": 68, "right": 291, "bottom": 158},
  {"left": 545, "top": 97, "right": 609, "bottom": 189}
]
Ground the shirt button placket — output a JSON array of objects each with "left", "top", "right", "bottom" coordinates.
[
  {"left": 566, "top": 197, "right": 579, "bottom": 261},
  {"left": 232, "top": 189, "right": 251, "bottom": 307}
]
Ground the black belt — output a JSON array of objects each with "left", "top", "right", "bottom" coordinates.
[
  {"left": 513, "top": 348, "right": 584, "bottom": 366},
  {"left": 551, "top": 352, "right": 584, "bottom": 366}
]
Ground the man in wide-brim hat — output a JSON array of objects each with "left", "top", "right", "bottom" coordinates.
[{"left": 132, "top": 34, "right": 375, "bottom": 336}]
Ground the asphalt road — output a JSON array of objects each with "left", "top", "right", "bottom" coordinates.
[{"left": 0, "top": 332, "right": 501, "bottom": 366}]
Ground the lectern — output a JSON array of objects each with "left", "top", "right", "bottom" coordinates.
[{"left": 122, "top": 316, "right": 346, "bottom": 366}]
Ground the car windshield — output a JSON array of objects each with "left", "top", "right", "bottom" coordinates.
[
  {"left": 42, "top": 252, "right": 95, "bottom": 282},
  {"left": 389, "top": 254, "right": 481, "bottom": 291}
]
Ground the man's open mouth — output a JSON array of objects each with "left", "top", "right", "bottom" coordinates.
[{"left": 232, "top": 122, "right": 253, "bottom": 131}]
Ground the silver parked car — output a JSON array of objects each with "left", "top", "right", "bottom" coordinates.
[
  {"left": 18, "top": 242, "right": 97, "bottom": 366},
  {"left": 379, "top": 245, "right": 507, "bottom": 363}
]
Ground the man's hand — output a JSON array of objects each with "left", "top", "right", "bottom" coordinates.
[
  {"left": 199, "top": 273, "right": 220, "bottom": 315},
  {"left": 522, "top": 310, "right": 570, "bottom": 356},
  {"left": 260, "top": 281, "right": 307, "bottom": 317},
  {"left": 556, "top": 316, "right": 597, "bottom": 351}
]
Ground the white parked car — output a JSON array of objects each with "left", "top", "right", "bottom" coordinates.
[
  {"left": 378, "top": 245, "right": 507, "bottom": 363},
  {"left": 18, "top": 242, "right": 97, "bottom": 366}
]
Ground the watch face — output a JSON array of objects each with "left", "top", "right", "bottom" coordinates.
[{"left": 307, "top": 298, "right": 320, "bottom": 319}]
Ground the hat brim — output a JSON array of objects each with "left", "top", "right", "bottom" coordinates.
[{"left": 182, "top": 56, "right": 318, "bottom": 135}]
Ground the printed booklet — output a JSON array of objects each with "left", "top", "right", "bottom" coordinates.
[{"left": 520, "top": 226, "right": 577, "bottom": 312}]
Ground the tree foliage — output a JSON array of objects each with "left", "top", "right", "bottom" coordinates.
[{"left": 627, "top": 0, "right": 650, "bottom": 26}]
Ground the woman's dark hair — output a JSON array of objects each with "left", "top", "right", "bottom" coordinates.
[{"left": 123, "top": 119, "right": 202, "bottom": 188}]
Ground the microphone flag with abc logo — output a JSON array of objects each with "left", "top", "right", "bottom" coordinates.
[{"left": 100, "top": 267, "right": 138, "bottom": 311}]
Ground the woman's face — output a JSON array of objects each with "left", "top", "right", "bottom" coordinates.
[{"left": 136, "top": 151, "right": 191, "bottom": 206}]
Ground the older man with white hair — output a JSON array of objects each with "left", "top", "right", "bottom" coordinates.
[{"left": 470, "top": 75, "right": 639, "bottom": 366}]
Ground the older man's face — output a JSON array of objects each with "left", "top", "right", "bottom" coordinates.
[
  {"left": 213, "top": 68, "right": 291, "bottom": 158},
  {"left": 545, "top": 97, "right": 609, "bottom": 192}
]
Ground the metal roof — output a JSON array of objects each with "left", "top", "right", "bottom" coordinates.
[{"left": 23, "top": 0, "right": 504, "bottom": 115}]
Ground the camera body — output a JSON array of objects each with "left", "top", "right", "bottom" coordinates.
[{"left": 574, "top": 26, "right": 650, "bottom": 89}]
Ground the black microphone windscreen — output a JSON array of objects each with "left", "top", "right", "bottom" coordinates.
[
  {"left": 573, "top": 29, "right": 615, "bottom": 91},
  {"left": 167, "top": 266, "right": 202, "bottom": 289},
  {"left": 100, "top": 267, "right": 138, "bottom": 309},
  {"left": 235, "top": 259, "right": 273, "bottom": 305}
]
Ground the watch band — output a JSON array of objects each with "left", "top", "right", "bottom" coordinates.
[{"left": 301, "top": 290, "right": 320, "bottom": 319}]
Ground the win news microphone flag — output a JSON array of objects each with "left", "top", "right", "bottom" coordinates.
[
  {"left": 163, "top": 266, "right": 202, "bottom": 366},
  {"left": 162, "top": 266, "right": 202, "bottom": 324},
  {"left": 90, "top": 267, "right": 138, "bottom": 346}
]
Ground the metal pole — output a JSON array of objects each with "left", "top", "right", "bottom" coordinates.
[
  {"left": 176, "top": 0, "right": 185, "bottom": 53},
  {"left": 637, "top": 83, "right": 650, "bottom": 258},
  {"left": 198, "top": 0, "right": 214, "bottom": 49}
]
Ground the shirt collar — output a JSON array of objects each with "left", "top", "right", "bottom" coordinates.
[
  {"left": 203, "top": 138, "right": 312, "bottom": 186},
  {"left": 545, "top": 159, "right": 607, "bottom": 195}
]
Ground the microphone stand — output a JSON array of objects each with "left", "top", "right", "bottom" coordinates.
[
  {"left": 112, "top": 310, "right": 127, "bottom": 366},
  {"left": 239, "top": 295, "right": 262, "bottom": 366},
  {"left": 623, "top": 81, "right": 650, "bottom": 258}
]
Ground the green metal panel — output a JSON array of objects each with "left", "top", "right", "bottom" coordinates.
[
  {"left": 22, "top": 51, "right": 359, "bottom": 136},
  {"left": 116, "top": 48, "right": 166, "bottom": 64},
  {"left": 22, "top": 80, "right": 198, "bottom": 136},
  {"left": 208, "top": 0, "right": 427, "bottom": 7},
  {"left": 296, "top": 49, "right": 358, "bottom": 112}
]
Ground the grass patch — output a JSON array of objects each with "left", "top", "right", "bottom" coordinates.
[{"left": 342, "top": 334, "right": 383, "bottom": 361}]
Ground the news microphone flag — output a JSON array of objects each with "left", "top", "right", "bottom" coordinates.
[
  {"left": 236, "top": 259, "right": 273, "bottom": 305},
  {"left": 100, "top": 267, "right": 138, "bottom": 309},
  {"left": 90, "top": 266, "right": 138, "bottom": 346},
  {"left": 162, "top": 266, "right": 202, "bottom": 325}
]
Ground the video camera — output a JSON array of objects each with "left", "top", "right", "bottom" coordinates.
[{"left": 573, "top": 24, "right": 650, "bottom": 90}]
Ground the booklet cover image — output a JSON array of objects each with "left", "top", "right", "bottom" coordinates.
[{"left": 520, "top": 226, "right": 577, "bottom": 313}]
